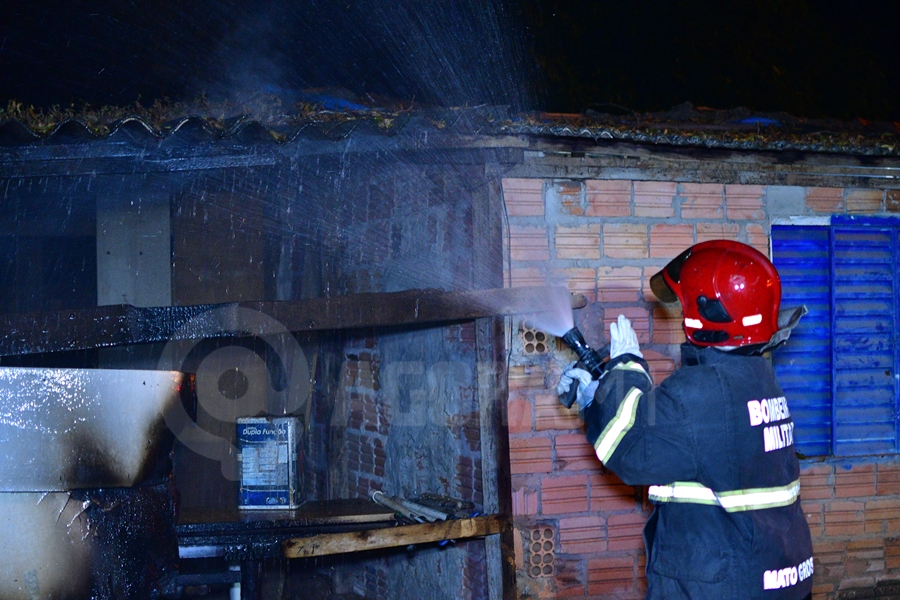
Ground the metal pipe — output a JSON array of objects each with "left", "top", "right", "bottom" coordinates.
[
  {"left": 393, "top": 497, "right": 450, "bottom": 522},
  {"left": 370, "top": 491, "right": 423, "bottom": 523}
]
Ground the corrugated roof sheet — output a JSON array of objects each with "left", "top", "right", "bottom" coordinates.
[
  {"left": 505, "top": 104, "right": 900, "bottom": 156},
  {"left": 1, "top": 101, "right": 898, "bottom": 156}
]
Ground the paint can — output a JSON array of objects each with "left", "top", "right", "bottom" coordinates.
[{"left": 236, "top": 417, "right": 302, "bottom": 509}]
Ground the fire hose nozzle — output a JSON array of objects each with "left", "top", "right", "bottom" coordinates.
[{"left": 559, "top": 327, "right": 608, "bottom": 409}]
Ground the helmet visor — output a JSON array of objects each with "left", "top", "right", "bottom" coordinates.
[{"left": 650, "top": 247, "right": 693, "bottom": 304}]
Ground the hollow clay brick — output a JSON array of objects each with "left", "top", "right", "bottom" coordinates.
[
  {"left": 804, "top": 187, "right": 843, "bottom": 213},
  {"left": 555, "top": 224, "right": 601, "bottom": 259},
  {"left": 510, "top": 436, "right": 553, "bottom": 474},
  {"left": 725, "top": 184, "right": 766, "bottom": 220},
  {"left": 503, "top": 178, "right": 545, "bottom": 217},
  {"left": 680, "top": 183, "right": 725, "bottom": 219},
  {"left": 634, "top": 181, "right": 676, "bottom": 218},
  {"left": 649, "top": 224, "right": 693, "bottom": 259},
  {"left": 542, "top": 474, "right": 590, "bottom": 514},
  {"left": 586, "top": 179, "right": 632, "bottom": 217},
  {"left": 597, "top": 265, "right": 642, "bottom": 303},
  {"left": 509, "top": 225, "right": 550, "bottom": 261},
  {"left": 603, "top": 224, "right": 648, "bottom": 259}
]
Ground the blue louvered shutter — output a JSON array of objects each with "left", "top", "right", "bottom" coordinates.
[
  {"left": 831, "top": 223, "right": 900, "bottom": 455},
  {"left": 772, "top": 220, "right": 900, "bottom": 457},
  {"left": 772, "top": 226, "right": 833, "bottom": 457}
]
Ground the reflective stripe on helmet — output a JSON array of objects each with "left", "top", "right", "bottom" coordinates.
[
  {"left": 594, "top": 386, "right": 642, "bottom": 463},
  {"left": 648, "top": 479, "right": 801, "bottom": 512}
]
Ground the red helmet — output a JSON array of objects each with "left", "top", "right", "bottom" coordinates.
[{"left": 650, "top": 240, "right": 781, "bottom": 347}]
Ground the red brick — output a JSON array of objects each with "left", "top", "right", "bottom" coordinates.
[
  {"left": 590, "top": 471, "right": 640, "bottom": 512},
  {"left": 865, "top": 498, "right": 900, "bottom": 534},
  {"left": 602, "top": 306, "right": 651, "bottom": 345},
  {"left": 603, "top": 224, "right": 648, "bottom": 259},
  {"left": 745, "top": 223, "right": 770, "bottom": 256},
  {"left": 811, "top": 583, "right": 833, "bottom": 599},
  {"left": 805, "top": 187, "right": 843, "bottom": 213},
  {"left": 508, "top": 364, "right": 546, "bottom": 390},
  {"left": 824, "top": 500, "right": 866, "bottom": 537},
  {"left": 597, "top": 266, "right": 642, "bottom": 303},
  {"left": 634, "top": 181, "right": 676, "bottom": 218},
  {"left": 845, "top": 188, "right": 884, "bottom": 214},
  {"left": 725, "top": 184, "right": 767, "bottom": 220},
  {"left": 542, "top": 474, "right": 590, "bottom": 514},
  {"left": 555, "top": 224, "right": 601, "bottom": 259},
  {"left": 553, "top": 559, "right": 587, "bottom": 597},
  {"left": 509, "top": 225, "right": 550, "bottom": 261},
  {"left": 878, "top": 463, "right": 900, "bottom": 495},
  {"left": 817, "top": 558, "right": 846, "bottom": 587},
  {"left": 607, "top": 512, "right": 648, "bottom": 551},
  {"left": 510, "top": 266, "right": 547, "bottom": 288},
  {"left": 802, "top": 500, "right": 824, "bottom": 537},
  {"left": 696, "top": 221, "right": 740, "bottom": 244},
  {"left": 846, "top": 537, "right": 883, "bottom": 553},
  {"left": 558, "top": 515, "right": 606, "bottom": 554},
  {"left": 535, "top": 393, "right": 582, "bottom": 432},
  {"left": 513, "top": 521, "right": 526, "bottom": 568},
  {"left": 502, "top": 178, "right": 545, "bottom": 216},
  {"left": 510, "top": 436, "right": 553, "bottom": 475},
  {"left": 800, "top": 463, "right": 833, "bottom": 501},
  {"left": 636, "top": 553, "right": 648, "bottom": 595},
  {"left": 585, "top": 179, "right": 632, "bottom": 217},
  {"left": 887, "top": 190, "right": 900, "bottom": 213},
  {"left": 886, "top": 537, "right": 900, "bottom": 570},
  {"left": 551, "top": 267, "right": 597, "bottom": 303},
  {"left": 681, "top": 183, "right": 724, "bottom": 219},
  {"left": 649, "top": 223, "right": 693, "bottom": 259},
  {"left": 550, "top": 180, "right": 585, "bottom": 216},
  {"left": 835, "top": 463, "right": 876, "bottom": 498},
  {"left": 512, "top": 485, "right": 540, "bottom": 516},
  {"left": 555, "top": 433, "right": 600, "bottom": 471},
  {"left": 587, "top": 555, "right": 636, "bottom": 596},
  {"left": 652, "top": 306, "right": 686, "bottom": 345},
  {"left": 508, "top": 395, "right": 533, "bottom": 434},
  {"left": 814, "top": 540, "right": 846, "bottom": 575}
]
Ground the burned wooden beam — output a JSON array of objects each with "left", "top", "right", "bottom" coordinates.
[
  {"left": 282, "top": 514, "right": 509, "bottom": 559},
  {"left": 0, "top": 286, "right": 582, "bottom": 357}
]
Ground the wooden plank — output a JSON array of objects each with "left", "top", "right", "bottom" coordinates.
[
  {"left": 0, "top": 286, "right": 582, "bottom": 356},
  {"left": 282, "top": 515, "right": 509, "bottom": 559}
]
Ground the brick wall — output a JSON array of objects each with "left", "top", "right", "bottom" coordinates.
[
  {"left": 502, "top": 178, "right": 900, "bottom": 599},
  {"left": 331, "top": 321, "right": 488, "bottom": 600}
]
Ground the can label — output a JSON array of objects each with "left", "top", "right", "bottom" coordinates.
[{"left": 237, "top": 417, "right": 302, "bottom": 509}]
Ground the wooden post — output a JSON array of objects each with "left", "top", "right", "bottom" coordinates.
[
  {"left": 474, "top": 165, "right": 516, "bottom": 600},
  {"left": 477, "top": 317, "right": 515, "bottom": 600}
]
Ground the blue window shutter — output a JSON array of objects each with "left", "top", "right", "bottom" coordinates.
[
  {"left": 772, "top": 226, "right": 833, "bottom": 456},
  {"left": 831, "top": 226, "right": 900, "bottom": 455}
]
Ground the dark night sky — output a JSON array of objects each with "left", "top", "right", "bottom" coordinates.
[{"left": 1, "top": 1, "right": 898, "bottom": 121}]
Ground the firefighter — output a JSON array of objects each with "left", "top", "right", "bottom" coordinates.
[{"left": 557, "top": 240, "right": 813, "bottom": 599}]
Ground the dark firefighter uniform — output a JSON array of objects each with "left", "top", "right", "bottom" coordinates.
[{"left": 584, "top": 343, "right": 814, "bottom": 599}]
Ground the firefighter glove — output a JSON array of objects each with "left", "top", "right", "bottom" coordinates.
[
  {"left": 610, "top": 314, "right": 643, "bottom": 359},
  {"left": 557, "top": 365, "right": 598, "bottom": 411}
]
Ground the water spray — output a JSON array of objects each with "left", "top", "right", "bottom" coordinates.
[{"left": 558, "top": 326, "right": 608, "bottom": 409}]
